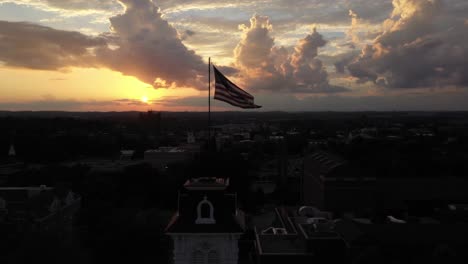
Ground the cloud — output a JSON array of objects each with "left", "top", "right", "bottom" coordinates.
[
  {"left": 0, "top": 0, "right": 207, "bottom": 90},
  {"left": 233, "top": 14, "right": 349, "bottom": 94},
  {"left": 0, "top": 20, "right": 107, "bottom": 70},
  {"left": 179, "top": 29, "right": 195, "bottom": 40},
  {"left": 96, "top": 0, "right": 206, "bottom": 89},
  {"left": 345, "top": 0, "right": 468, "bottom": 88},
  {"left": 0, "top": 0, "right": 119, "bottom": 12},
  {"left": 160, "top": 0, "right": 392, "bottom": 26}
]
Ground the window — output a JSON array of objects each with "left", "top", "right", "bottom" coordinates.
[
  {"left": 195, "top": 196, "right": 216, "bottom": 224},
  {"left": 201, "top": 203, "right": 211, "bottom": 218}
]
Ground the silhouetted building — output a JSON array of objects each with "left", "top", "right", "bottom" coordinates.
[
  {"left": 120, "top": 150, "right": 135, "bottom": 160},
  {"left": 254, "top": 206, "right": 347, "bottom": 263},
  {"left": 144, "top": 147, "right": 191, "bottom": 170},
  {"left": 0, "top": 185, "right": 81, "bottom": 234},
  {"left": 166, "top": 177, "right": 244, "bottom": 264},
  {"left": 334, "top": 214, "right": 468, "bottom": 264},
  {"left": 302, "top": 151, "right": 349, "bottom": 209},
  {"left": 139, "top": 110, "right": 161, "bottom": 135}
]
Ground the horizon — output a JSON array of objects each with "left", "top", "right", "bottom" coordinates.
[{"left": 1, "top": 0, "right": 468, "bottom": 111}]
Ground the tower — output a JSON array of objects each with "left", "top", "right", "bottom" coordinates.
[
  {"left": 8, "top": 143, "right": 16, "bottom": 157},
  {"left": 166, "top": 178, "right": 244, "bottom": 264}
]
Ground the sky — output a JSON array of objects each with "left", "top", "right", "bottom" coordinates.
[{"left": 0, "top": 0, "right": 467, "bottom": 111}]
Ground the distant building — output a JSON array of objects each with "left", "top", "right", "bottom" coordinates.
[
  {"left": 139, "top": 110, "right": 161, "bottom": 135},
  {"left": 302, "top": 151, "right": 349, "bottom": 209},
  {"left": 187, "top": 132, "right": 196, "bottom": 144},
  {"left": 144, "top": 147, "right": 191, "bottom": 170},
  {"left": 0, "top": 162, "right": 24, "bottom": 185},
  {"left": 334, "top": 213, "right": 468, "bottom": 263},
  {"left": 215, "top": 134, "right": 232, "bottom": 151},
  {"left": 120, "top": 150, "right": 135, "bottom": 160},
  {"left": 254, "top": 206, "right": 347, "bottom": 263},
  {"left": 166, "top": 177, "right": 244, "bottom": 264},
  {"left": 0, "top": 185, "right": 81, "bottom": 235}
]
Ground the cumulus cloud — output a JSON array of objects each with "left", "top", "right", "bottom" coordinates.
[
  {"left": 0, "top": 0, "right": 207, "bottom": 89},
  {"left": 346, "top": 0, "right": 468, "bottom": 88},
  {"left": 97, "top": 0, "right": 206, "bottom": 89},
  {"left": 233, "top": 14, "right": 348, "bottom": 94},
  {"left": 0, "top": 20, "right": 106, "bottom": 70}
]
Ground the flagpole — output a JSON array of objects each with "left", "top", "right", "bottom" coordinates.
[{"left": 208, "top": 57, "right": 211, "bottom": 150}]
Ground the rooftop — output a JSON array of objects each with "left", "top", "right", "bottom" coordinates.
[
  {"left": 184, "top": 177, "right": 229, "bottom": 191},
  {"left": 145, "top": 147, "right": 186, "bottom": 153},
  {"left": 255, "top": 206, "right": 347, "bottom": 256}
]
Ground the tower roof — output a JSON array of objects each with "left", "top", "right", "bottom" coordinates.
[{"left": 183, "top": 177, "right": 229, "bottom": 191}]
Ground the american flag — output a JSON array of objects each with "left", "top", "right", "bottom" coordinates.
[{"left": 213, "top": 66, "right": 261, "bottom": 109}]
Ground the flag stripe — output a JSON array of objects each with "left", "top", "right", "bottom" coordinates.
[
  {"left": 213, "top": 67, "right": 254, "bottom": 99},
  {"left": 214, "top": 94, "right": 254, "bottom": 108},
  {"left": 212, "top": 65, "right": 260, "bottom": 109},
  {"left": 215, "top": 84, "right": 254, "bottom": 104},
  {"left": 215, "top": 97, "right": 260, "bottom": 109},
  {"left": 214, "top": 91, "right": 253, "bottom": 107},
  {"left": 216, "top": 76, "right": 254, "bottom": 99}
]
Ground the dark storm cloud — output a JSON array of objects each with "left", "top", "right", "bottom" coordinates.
[{"left": 345, "top": 0, "right": 468, "bottom": 88}]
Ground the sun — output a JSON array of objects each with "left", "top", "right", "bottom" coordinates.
[{"left": 141, "top": 96, "right": 149, "bottom": 104}]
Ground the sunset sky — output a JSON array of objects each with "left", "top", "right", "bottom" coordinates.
[{"left": 0, "top": 0, "right": 467, "bottom": 111}]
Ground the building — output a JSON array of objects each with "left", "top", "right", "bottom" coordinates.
[
  {"left": 334, "top": 212, "right": 468, "bottom": 264},
  {"left": 120, "top": 150, "right": 135, "bottom": 160},
  {"left": 166, "top": 177, "right": 244, "bottom": 264},
  {"left": 0, "top": 162, "right": 24, "bottom": 185},
  {"left": 302, "top": 151, "right": 349, "bottom": 209},
  {"left": 302, "top": 151, "right": 468, "bottom": 214},
  {"left": 144, "top": 147, "right": 191, "bottom": 170},
  {"left": 254, "top": 206, "right": 347, "bottom": 263},
  {"left": 0, "top": 185, "right": 81, "bottom": 238}
]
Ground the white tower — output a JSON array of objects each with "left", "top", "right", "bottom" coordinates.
[{"left": 166, "top": 178, "right": 243, "bottom": 264}]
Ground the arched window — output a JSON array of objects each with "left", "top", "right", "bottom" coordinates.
[
  {"left": 195, "top": 196, "right": 216, "bottom": 224},
  {"left": 201, "top": 203, "right": 211, "bottom": 218}
]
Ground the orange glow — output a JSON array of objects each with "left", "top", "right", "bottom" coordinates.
[{"left": 0, "top": 67, "right": 202, "bottom": 111}]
